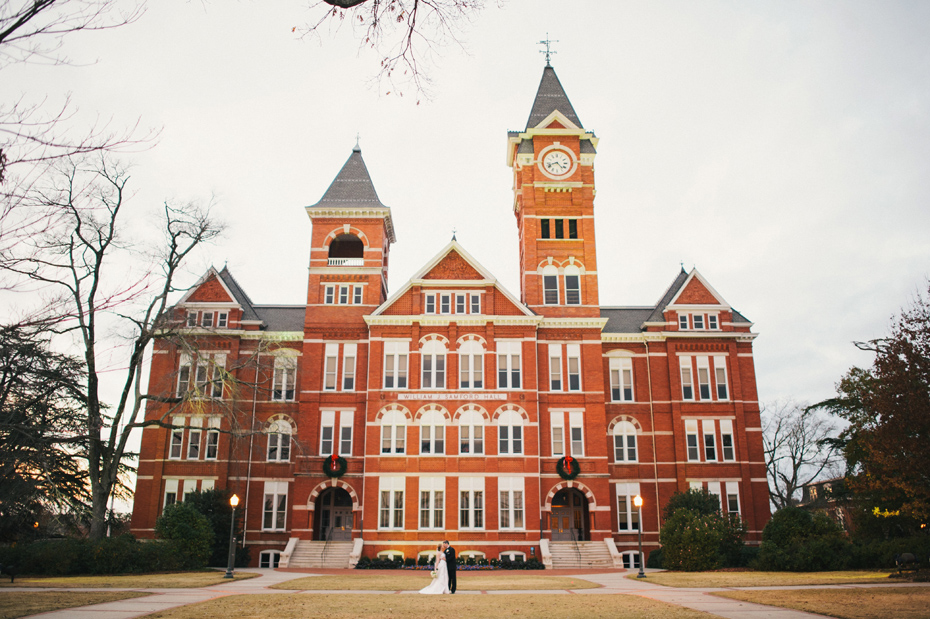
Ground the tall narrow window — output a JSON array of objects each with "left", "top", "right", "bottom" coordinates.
[
  {"left": 725, "top": 481, "right": 741, "bottom": 515},
  {"left": 267, "top": 419, "right": 292, "bottom": 462},
  {"left": 263, "top": 482, "right": 288, "bottom": 531},
  {"left": 697, "top": 357, "right": 711, "bottom": 400},
  {"left": 354, "top": 286, "right": 363, "bottom": 304},
  {"left": 499, "top": 478, "right": 524, "bottom": 529},
  {"left": 613, "top": 420, "right": 637, "bottom": 462},
  {"left": 685, "top": 420, "right": 700, "bottom": 461},
  {"left": 169, "top": 416, "right": 184, "bottom": 459},
  {"left": 378, "top": 478, "right": 404, "bottom": 529},
  {"left": 693, "top": 314, "right": 705, "bottom": 329},
  {"left": 568, "top": 411, "right": 584, "bottom": 456},
  {"left": 720, "top": 419, "right": 735, "bottom": 461},
  {"left": 680, "top": 358, "right": 694, "bottom": 400},
  {"left": 542, "top": 266, "right": 559, "bottom": 305},
  {"left": 339, "top": 411, "right": 354, "bottom": 455},
  {"left": 202, "top": 312, "right": 213, "bottom": 328},
  {"left": 324, "top": 285, "right": 335, "bottom": 304},
  {"left": 380, "top": 410, "right": 407, "bottom": 455},
  {"left": 679, "top": 314, "right": 689, "bottom": 329},
  {"left": 421, "top": 340, "right": 446, "bottom": 389},
  {"left": 458, "top": 409, "right": 485, "bottom": 455},
  {"left": 217, "top": 312, "right": 228, "bottom": 328},
  {"left": 210, "top": 354, "right": 226, "bottom": 399},
  {"left": 419, "top": 409, "right": 445, "bottom": 455},
  {"left": 497, "top": 410, "right": 524, "bottom": 455},
  {"left": 425, "top": 294, "right": 436, "bottom": 314},
  {"left": 459, "top": 340, "right": 484, "bottom": 389},
  {"left": 342, "top": 344, "right": 357, "bottom": 391},
  {"left": 714, "top": 359, "right": 729, "bottom": 400},
  {"left": 205, "top": 417, "right": 220, "bottom": 460},
  {"left": 708, "top": 315, "right": 719, "bottom": 330},
  {"left": 323, "top": 344, "right": 338, "bottom": 391},
  {"left": 418, "top": 478, "right": 444, "bottom": 529},
  {"left": 554, "top": 219, "right": 564, "bottom": 239},
  {"left": 540, "top": 219, "right": 550, "bottom": 238},
  {"left": 549, "top": 344, "right": 562, "bottom": 391},
  {"left": 176, "top": 354, "right": 191, "bottom": 397},
  {"left": 617, "top": 483, "right": 641, "bottom": 531},
  {"left": 455, "top": 295, "right": 467, "bottom": 314},
  {"left": 551, "top": 412, "right": 565, "bottom": 457},
  {"left": 194, "top": 359, "right": 209, "bottom": 395},
  {"left": 383, "top": 342, "right": 408, "bottom": 389},
  {"left": 338, "top": 286, "right": 350, "bottom": 304},
  {"left": 568, "top": 219, "right": 578, "bottom": 239},
  {"left": 564, "top": 266, "right": 581, "bottom": 305},
  {"left": 439, "top": 294, "right": 451, "bottom": 314},
  {"left": 566, "top": 344, "right": 581, "bottom": 391},
  {"left": 496, "top": 341, "right": 521, "bottom": 389},
  {"left": 273, "top": 356, "right": 297, "bottom": 401},
  {"left": 703, "top": 419, "right": 717, "bottom": 461},
  {"left": 610, "top": 357, "right": 634, "bottom": 402},
  {"left": 459, "top": 478, "right": 484, "bottom": 529},
  {"left": 320, "top": 411, "right": 336, "bottom": 456},
  {"left": 187, "top": 418, "right": 202, "bottom": 459},
  {"left": 470, "top": 294, "right": 481, "bottom": 314},
  {"left": 186, "top": 312, "right": 197, "bottom": 327}
]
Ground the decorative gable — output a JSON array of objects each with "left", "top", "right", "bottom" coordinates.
[
  {"left": 422, "top": 250, "right": 483, "bottom": 281},
  {"left": 185, "top": 273, "right": 235, "bottom": 303},
  {"left": 675, "top": 277, "right": 720, "bottom": 305}
]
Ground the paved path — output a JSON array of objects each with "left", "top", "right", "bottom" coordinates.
[{"left": 9, "top": 568, "right": 927, "bottom": 619}]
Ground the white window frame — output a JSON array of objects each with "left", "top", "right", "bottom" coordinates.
[
  {"left": 622, "top": 551, "right": 641, "bottom": 569},
  {"left": 339, "top": 410, "right": 354, "bottom": 456},
  {"left": 714, "top": 357, "right": 729, "bottom": 400},
  {"left": 419, "top": 409, "right": 445, "bottom": 455},
  {"left": 342, "top": 343, "right": 357, "bottom": 391},
  {"left": 685, "top": 419, "right": 700, "bottom": 461},
  {"left": 383, "top": 341, "right": 409, "bottom": 390},
  {"left": 424, "top": 294, "right": 436, "bottom": 314},
  {"left": 205, "top": 417, "right": 220, "bottom": 460},
  {"left": 497, "top": 410, "right": 524, "bottom": 455},
  {"left": 320, "top": 411, "right": 336, "bottom": 456},
  {"left": 379, "top": 477, "right": 405, "bottom": 530},
  {"left": 725, "top": 481, "right": 741, "bottom": 515},
  {"left": 564, "top": 266, "right": 581, "bottom": 305},
  {"left": 380, "top": 410, "right": 407, "bottom": 455},
  {"left": 267, "top": 420, "right": 292, "bottom": 462},
  {"left": 202, "top": 311, "right": 213, "bottom": 328},
  {"left": 164, "top": 479, "right": 179, "bottom": 507},
  {"left": 323, "top": 343, "right": 338, "bottom": 391},
  {"left": 678, "top": 314, "right": 688, "bottom": 330},
  {"left": 550, "top": 411, "right": 565, "bottom": 457},
  {"left": 720, "top": 419, "right": 735, "bottom": 461},
  {"left": 262, "top": 481, "right": 288, "bottom": 531},
  {"left": 186, "top": 312, "right": 197, "bottom": 328},
  {"left": 496, "top": 341, "right": 522, "bottom": 390},
  {"left": 609, "top": 357, "right": 634, "bottom": 402},
  {"left": 613, "top": 420, "right": 638, "bottom": 463},
  {"left": 459, "top": 478, "right": 485, "bottom": 530},
  {"left": 702, "top": 419, "right": 717, "bottom": 461},
  {"left": 439, "top": 293, "right": 451, "bottom": 314},
  {"left": 209, "top": 354, "right": 225, "bottom": 399},
  {"left": 499, "top": 477, "right": 525, "bottom": 530},
  {"left": 680, "top": 357, "right": 694, "bottom": 401},
  {"left": 354, "top": 286, "right": 363, "bottom": 304},
  {"left": 548, "top": 344, "right": 562, "bottom": 391},
  {"left": 217, "top": 312, "right": 228, "bottom": 328},
  {"left": 568, "top": 410, "right": 584, "bottom": 457},
  {"left": 542, "top": 265, "right": 559, "bottom": 305},
  {"left": 470, "top": 294, "right": 481, "bottom": 314},
  {"left": 697, "top": 356, "right": 711, "bottom": 400},
  {"left": 455, "top": 294, "right": 467, "bottom": 314},
  {"left": 272, "top": 356, "right": 297, "bottom": 401},
  {"left": 693, "top": 314, "right": 705, "bottom": 329},
  {"left": 458, "top": 409, "right": 485, "bottom": 455},
  {"left": 176, "top": 354, "right": 191, "bottom": 398},
  {"left": 708, "top": 314, "right": 719, "bottom": 330},
  {"left": 338, "top": 285, "right": 350, "bottom": 304},
  {"left": 324, "top": 285, "right": 335, "bottom": 304},
  {"left": 420, "top": 339, "right": 446, "bottom": 390},
  {"left": 169, "top": 415, "right": 184, "bottom": 460},
  {"left": 616, "top": 482, "right": 641, "bottom": 532},
  {"left": 186, "top": 417, "right": 202, "bottom": 460},
  {"left": 458, "top": 340, "right": 484, "bottom": 389},
  {"left": 259, "top": 550, "right": 281, "bottom": 568},
  {"left": 418, "top": 477, "right": 445, "bottom": 530},
  {"left": 566, "top": 344, "right": 581, "bottom": 391}
]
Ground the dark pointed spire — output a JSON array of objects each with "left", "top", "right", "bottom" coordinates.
[
  {"left": 526, "top": 65, "right": 583, "bottom": 130},
  {"left": 308, "top": 147, "right": 387, "bottom": 209}
]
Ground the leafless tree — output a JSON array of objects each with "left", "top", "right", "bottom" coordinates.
[
  {"left": 300, "top": 0, "right": 492, "bottom": 95},
  {"left": 762, "top": 400, "right": 843, "bottom": 510},
  {"left": 1, "top": 153, "right": 222, "bottom": 539}
]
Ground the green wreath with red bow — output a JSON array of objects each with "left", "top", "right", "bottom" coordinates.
[
  {"left": 556, "top": 456, "right": 581, "bottom": 480},
  {"left": 323, "top": 454, "right": 348, "bottom": 478}
]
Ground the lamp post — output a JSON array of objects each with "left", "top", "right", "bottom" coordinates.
[
  {"left": 633, "top": 495, "right": 645, "bottom": 578},
  {"left": 224, "top": 494, "right": 240, "bottom": 579}
]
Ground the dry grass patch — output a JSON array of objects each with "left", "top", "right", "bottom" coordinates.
[
  {"left": 638, "top": 570, "right": 892, "bottom": 588},
  {"left": 273, "top": 573, "right": 600, "bottom": 591},
  {"left": 715, "top": 587, "right": 930, "bottom": 619},
  {"left": 0, "top": 571, "right": 259, "bottom": 589},
  {"left": 0, "top": 590, "right": 149, "bottom": 619},
  {"left": 145, "top": 593, "right": 713, "bottom": 618}
]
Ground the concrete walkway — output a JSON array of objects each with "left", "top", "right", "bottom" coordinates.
[{"left": 10, "top": 568, "right": 927, "bottom": 619}]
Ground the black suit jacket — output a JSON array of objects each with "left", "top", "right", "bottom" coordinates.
[{"left": 445, "top": 546, "right": 456, "bottom": 571}]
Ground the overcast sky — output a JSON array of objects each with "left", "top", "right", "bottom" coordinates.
[{"left": 6, "top": 1, "right": 930, "bottom": 413}]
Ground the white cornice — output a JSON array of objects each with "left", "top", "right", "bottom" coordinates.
[
  {"left": 240, "top": 331, "right": 304, "bottom": 342},
  {"left": 539, "top": 317, "right": 609, "bottom": 330},
  {"left": 365, "top": 315, "right": 543, "bottom": 327},
  {"left": 304, "top": 206, "right": 396, "bottom": 244}
]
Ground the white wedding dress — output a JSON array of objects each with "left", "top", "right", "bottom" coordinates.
[{"left": 418, "top": 554, "right": 450, "bottom": 594}]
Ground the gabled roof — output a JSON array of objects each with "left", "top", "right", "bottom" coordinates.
[
  {"left": 306, "top": 146, "right": 387, "bottom": 210},
  {"left": 645, "top": 268, "right": 690, "bottom": 324},
  {"left": 526, "top": 65, "right": 583, "bottom": 130},
  {"left": 177, "top": 266, "right": 262, "bottom": 324},
  {"left": 371, "top": 240, "right": 534, "bottom": 318}
]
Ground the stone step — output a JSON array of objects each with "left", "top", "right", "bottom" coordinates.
[{"left": 287, "top": 540, "right": 354, "bottom": 568}]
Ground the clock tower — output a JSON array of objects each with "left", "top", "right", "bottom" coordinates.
[{"left": 507, "top": 64, "right": 600, "bottom": 318}]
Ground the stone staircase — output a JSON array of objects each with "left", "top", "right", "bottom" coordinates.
[
  {"left": 548, "top": 540, "right": 614, "bottom": 568},
  {"left": 285, "top": 540, "right": 355, "bottom": 568}
]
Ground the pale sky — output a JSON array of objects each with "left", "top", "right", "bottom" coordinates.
[{"left": 5, "top": 0, "right": 930, "bottom": 415}]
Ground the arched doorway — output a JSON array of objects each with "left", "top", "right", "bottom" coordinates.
[
  {"left": 550, "top": 488, "right": 588, "bottom": 541},
  {"left": 316, "top": 487, "right": 353, "bottom": 541}
]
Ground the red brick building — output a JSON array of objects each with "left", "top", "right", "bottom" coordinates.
[{"left": 130, "top": 65, "right": 770, "bottom": 569}]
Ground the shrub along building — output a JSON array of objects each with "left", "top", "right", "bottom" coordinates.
[{"left": 130, "top": 64, "right": 770, "bottom": 569}]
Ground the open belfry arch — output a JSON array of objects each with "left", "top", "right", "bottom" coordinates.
[{"left": 131, "top": 63, "right": 769, "bottom": 569}]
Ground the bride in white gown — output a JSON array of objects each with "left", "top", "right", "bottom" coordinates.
[{"left": 418, "top": 545, "right": 450, "bottom": 594}]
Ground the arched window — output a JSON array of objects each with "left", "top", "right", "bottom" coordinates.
[
  {"left": 458, "top": 408, "right": 485, "bottom": 455},
  {"left": 542, "top": 265, "right": 559, "bottom": 305},
  {"left": 564, "top": 265, "right": 581, "bottom": 305},
  {"left": 267, "top": 419, "right": 293, "bottom": 462},
  {"left": 421, "top": 339, "right": 447, "bottom": 389},
  {"left": 497, "top": 409, "right": 524, "bottom": 455},
  {"left": 613, "top": 420, "right": 637, "bottom": 463},
  {"left": 419, "top": 408, "right": 446, "bottom": 455},
  {"left": 458, "top": 339, "right": 484, "bottom": 389},
  {"left": 380, "top": 409, "right": 407, "bottom": 455}
]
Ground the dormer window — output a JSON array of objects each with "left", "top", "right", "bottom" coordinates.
[
  {"left": 187, "top": 312, "right": 197, "bottom": 327},
  {"left": 217, "top": 312, "right": 228, "bottom": 328},
  {"left": 202, "top": 312, "right": 213, "bottom": 328},
  {"left": 708, "top": 315, "right": 718, "bottom": 330},
  {"left": 693, "top": 314, "right": 704, "bottom": 329},
  {"left": 425, "top": 295, "right": 436, "bottom": 314},
  {"left": 678, "top": 312, "right": 720, "bottom": 330}
]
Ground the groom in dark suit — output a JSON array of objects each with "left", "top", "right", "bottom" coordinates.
[{"left": 442, "top": 540, "right": 457, "bottom": 593}]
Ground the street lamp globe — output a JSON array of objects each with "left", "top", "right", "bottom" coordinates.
[{"left": 633, "top": 495, "right": 645, "bottom": 578}]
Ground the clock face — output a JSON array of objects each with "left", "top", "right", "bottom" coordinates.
[{"left": 542, "top": 150, "right": 573, "bottom": 177}]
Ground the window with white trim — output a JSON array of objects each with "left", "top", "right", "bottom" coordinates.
[
  {"left": 186, "top": 312, "right": 197, "bottom": 327},
  {"left": 262, "top": 481, "right": 288, "bottom": 531},
  {"left": 496, "top": 341, "right": 522, "bottom": 389},
  {"left": 383, "top": 341, "right": 408, "bottom": 389},
  {"left": 379, "top": 477, "right": 405, "bottom": 529},
  {"left": 267, "top": 419, "right": 292, "bottom": 462},
  {"left": 458, "top": 339, "right": 484, "bottom": 389},
  {"left": 164, "top": 479, "right": 178, "bottom": 507},
  {"left": 497, "top": 410, "right": 524, "bottom": 455},
  {"left": 342, "top": 344, "right": 356, "bottom": 391},
  {"left": 697, "top": 357, "right": 711, "bottom": 400},
  {"left": 500, "top": 551, "right": 526, "bottom": 562},
  {"left": 616, "top": 482, "right": 641, "bottom": 531},
  {"left": 566, "top": 344, "right": 581, "bottom": 391},
  {"left": 202, "top": 311, "right": 213, "bottom": 328},
  {"left": 205, "top": 417, "right": 220, "bottom": 459},
  {"left": 680, "top": 357, "right": 694, "bottom": 400},
  {"left": 725, "top": 481, "right": 741, "bottom": 515},
  {"left": 678, "top": 312, "right": 720, "bottom": 330},
  {"left": 568, "top": 410, "right": 584, "bottom": 456},
  {"left": 542, "top": 265, "right": 559, "bottom": 305},
  {"left": 320, "top": 411, "right": 336, "bottom": 456},
  {"left": 425, "top": 294, "right": 436, "bottom": 314},
  {"left": 459, "top": 477, "right": 484, "bottom": 529},
  {"left": 564, "top": 265, "right": 581, "bottom": 305},
  {"left": 323, "top": 343, "right": 338, "bottom": 391},
  {"left": 613, "top": 420, "right": 638, "bottom": 463},
  {"left": 380, "top": 409, "right": 406, "bottom": 455},
  {"left": 421, "top": 339, "right": 446, "bottom": 389},
  {"left": 720, "top": 419, "right": 735, "bottom": 461},
  {"left": 419, "top": 408, "right": 445, "bottom": 455},
  {"left": 419, "top": 477, "right": 444, "bottom": 529},
  {"left": 715, "top": 360, "right": 729, "bottom": 400},
  {"left": 455, "top": 294, "right": 466, "bottom": 314},
  {"left": 186, "top": 417, "right": 202, "bottom": 459},
  {"left": 182, "top": 479, "right": 197, "bottom": 502},
  {"left": 708, "top": 315, "right": 718, "bottom": 330},
  {"left": 339, "top": 410, "right": 354, "bottom": 455},
  {"left": 548, "top": 344, "right": 562, "bottom": 391},
  {"left": 621, "top": 551, "right": 641, "bottom": 569},
  {"left": 702, "top": 419, "right": 717, "bottom": 461},
  {"left": 458, "top": 408, "right": 485, "bottom": 455},
  {"left": 471, "top": 294, "right": 481, "bottom": 314},
  {"left": 707, "top": 481, "right": 723, "bottom": 511},
  {"left": 551, "top": 411, "right": 565, "bottom": 457},
  {"left": 338, "top": 285, "right": 350, "bottom": 304},
  {"left": 609, "top": 357, "right": 634, "bottom": 402},
  {"left": 259, "top": 551, "right": 281, "bottom": 568},
  {"left": 354, "top": 286, "right": 363, "bottom": 304},
  {"left": 217, "top": 312, "right": 228, "bottom": 328},
  {"left": 685, "top": 419, "right": 700, "bottom": 461},
  {"left": 272, "top": 356, "right": 297, "bottom": 401},
  {"left": 499, "top": 477, "right": 524, "bottom": 529},
  {"left": 439, "top": 294, "right": 451, "bottom": 314},
  {"left": 324, "top": 285, "right": 335, "bottom": 304},
  {"left": 178, "top": 353, "right": 224, "bottom": 399},
  {"left": 169, "top": 415, "right": 184, "bottom": 459}
]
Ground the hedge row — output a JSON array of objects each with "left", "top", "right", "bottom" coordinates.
[
  {"left": 355, "top": 556, "right": 544, "bottom": 570},
  {"left": 0, "top": 534, "right": 206, "bottom": 576}
]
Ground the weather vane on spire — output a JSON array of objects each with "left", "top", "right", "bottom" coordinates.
[
  {"left": 538, "top": 33, "right": 558, "bottom": 66},
  {"left": 354, "top": 132, "right": 361, "bottom": 151}
]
